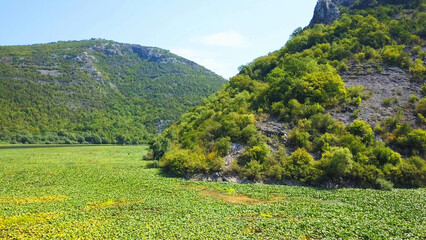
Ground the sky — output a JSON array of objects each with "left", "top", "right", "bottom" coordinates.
[{"left": 0, "top": 0, "right": 318, "bottom": 79}]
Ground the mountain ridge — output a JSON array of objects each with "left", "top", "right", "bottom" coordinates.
[{"left": 0, "top": 39, "right": 226, "bottom": 144}]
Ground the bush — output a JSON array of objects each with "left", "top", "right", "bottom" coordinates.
[
  {"left": 320, "top": 147, "right": 354, "bottom": 179},
  {"left": 238, "top": 144, "right": 269, "bottom": 165},
  {"left": 283, "top": 148, "right": 320, "bottom": 182},
  {"left": 415, "top": 98, "right": 426, "bottom": 116},
  {"left": 314, "top": 133, "right": 340, "bottom": 152},
  {"left": 409, "top": 94, "right": 419, "bottom": 103},
  {"left": 382, "top": 97, "right": 398, "bottom": 107},
  {"left": 371, "top": 146, "right": 402, "bottom": 167},
  {"left": 393, "top": 125, "right": 426, "bottom": 156},
  {"left": 241, "top": 160, "right": 264, "bottom": 180},
  {"left": 381, "top": 45, "right": 410, "bottom": 68},
  {"left": 409, "top": 59, "right": 426, "bottom": 81},
  {"left": 215, "top": 137, "right": 231, "bottom": 157},
  {"left": 160, "top": 147, "right": 210, "bottom": 175},
  {"left": 351, "top": 163, "right": 384, "bottom": 187},
  {"left": 375, "top": 178, "right": 394, "bottom": 190},
  {"left": 148, "top": 137, "right": 170, "bottom": 160},
  {"left": 347, "top": 120, "right": 374, "bottom": 144},
  {"left": 384, "top": 157, "right": 425, "bottom": 187},
  {"left": 288, "top": 129, "right": 312, "bottom": 150}
]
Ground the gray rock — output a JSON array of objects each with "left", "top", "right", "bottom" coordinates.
[
  {"left": 223, "top": 143, "right": 246, "bottom": 167},
  {"left": 327, "top": 63, "right": 422, "bottom": 128},
  {"left": 309, "top": 0, "right": 373, "bottom": 27}
]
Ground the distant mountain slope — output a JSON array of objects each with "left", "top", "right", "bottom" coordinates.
[
  {"left": 151, "top": 0, "right": 425, "bottom": 188},
  {"left": 0, "top": 39, "right": 226, "bottom": 144}
]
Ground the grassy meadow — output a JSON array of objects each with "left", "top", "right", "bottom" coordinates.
[{"left": 0, "top": 145, "right": 424, "bottom": 239}]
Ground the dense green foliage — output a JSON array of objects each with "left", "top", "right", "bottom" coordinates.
[
  {"left": 0, "top": 40, "right": 226, "bottom": 144},
  {"left": 0, "top": 145, "right": 424, "bottom": 238},
  {"left": 153, "top": 1, "right": 426, "bottom": 188}
]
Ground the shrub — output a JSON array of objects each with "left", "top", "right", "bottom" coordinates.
[
  {"left": 375, "top": 178, "right": 394, "bottom": 190},
  {"left": 354, "top": 52, "right": 366, "bottom": 63},
  {"left": 148, "top": 136, "right": 170, "bottom": 160},
  {"left": 215, "top": 137, "right": 232, "bottom": 157},
  {"left": 371, "top": 146, "right": 402, "bottom": 167},
  {"left": 160, "top": 147, "right": 210, "bottom": 175},
  {"left": 242, "top": 160, "right": 264, "bottom": 180},
  {"left": 409, "top": 94, "right": 419, "bottom": 103},
  {"left": 288, "top": 129, "right": 312, "bottom": 150},
  {"left": 320, "top": 147, "right": 354, "bottom": 179},
  {"left": 283, "top": 148, "right": 320, "bottom": 182},
  {"left": 409, "top": 59, "right": 426, "bottom": 81},
  {"left": 241, "top": 124, "right": 258, "bottom": 143},
  {"left": 381, "top": 45, "right": 410, "bottom": 68},
  {"left": 347, "top": 120, "right": 374, "bottom": 144},
  {"left": 415, "top": 98, "right": 426, "bottom": 116},
  {"left": 313, "top": 133, "right": 340, "bottom": 152},
  {"left": 340, "top": 134, "right": 367, "bottom": 157},
  {"left": 393, "top": 125, "right": 426, "bottom": 156},
  {"left": 351, "top": 163, "right": 384, "bottom": 187},
  {"left": 384, "top": 157, "right": 425, "bottom": 187},
  {"left": 238, "top": 144, "right": 269, "bottom": 165},
  {"left": 382, "top": 97, "right": 398, "bottom": 107}
]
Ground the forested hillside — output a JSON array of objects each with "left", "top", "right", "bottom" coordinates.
[
  {"left": 151, "top": 0, "right": 426, "bottom": 188},
  {"left": 0, "top": 39, "right": 226, "bottom": 144}
]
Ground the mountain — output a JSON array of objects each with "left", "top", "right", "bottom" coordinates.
[
  {"left": 0, "top": 39, "right": 226, "bottom": 144},
  {"left": 151, "top": 0, "right": 425, "bottom": 188}
]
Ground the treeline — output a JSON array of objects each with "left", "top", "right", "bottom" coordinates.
[
  {"left": 149, "top": 0, "right": 425, "bottom": 189},
  {"left": 0, "top": 130, "right": 145, "bottom": 144}
]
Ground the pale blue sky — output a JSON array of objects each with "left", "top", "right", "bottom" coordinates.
[{"left": 0, "top": 0, "right": 318, "bottom": 78}]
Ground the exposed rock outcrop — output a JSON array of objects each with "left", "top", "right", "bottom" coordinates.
[
  {"left": 309, "top": 0, "right": 415, "bottom": 27},
  {"left": 223, "top": 143, "right": 246, "bottom": 168},
  {"left": 328, "top": 63, "right": 423, "bottom": 127},
  {"left": 309, "top": 0, "right": 371, "bottom": 27}
]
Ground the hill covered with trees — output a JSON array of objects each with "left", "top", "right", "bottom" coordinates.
[
  {"left": 0, "top": 39, "right": 226, "bottom": 144},
  {"left": 150, "top": 0, "right": 425, "bottom": 189}
]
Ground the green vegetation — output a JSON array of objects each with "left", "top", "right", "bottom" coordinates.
[
  {"left": 0, "top": 145, "right": 424, "bottom": 239},
  {"left": 152, "top": 0, "right": 426, "bottom": 188},
  {"left": 0, "top": 40, "right": 226, "bottom": 144}
]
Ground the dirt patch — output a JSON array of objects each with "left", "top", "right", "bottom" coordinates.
[{"left": 199, "top": 188, "right": 283, "bottom": 205}]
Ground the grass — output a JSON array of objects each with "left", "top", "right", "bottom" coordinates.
[{"left": 0, "top": 145, "right": 425, "bottom": 239}]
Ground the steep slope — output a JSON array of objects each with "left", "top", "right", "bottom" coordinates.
[
  {"left": 151, "top": 0, "right": 425, "bottom": 188},
  {"left": 0, "top": 39, "right": 226, "bottom": 144}
]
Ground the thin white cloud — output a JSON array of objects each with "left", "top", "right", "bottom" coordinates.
[
  {"left": 171, "top": 47, "right": 236, "bottom": 79},
  {"left": 192, "top": 31, "right": 251, "bottom": 48}
]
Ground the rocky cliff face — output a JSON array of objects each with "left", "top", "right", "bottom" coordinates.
[
  {"left": 309, "top": 0, "right": 354, "bottom": 27},
  {"left": 309, "top": 0, "right": 415, "bottom": 27}
]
